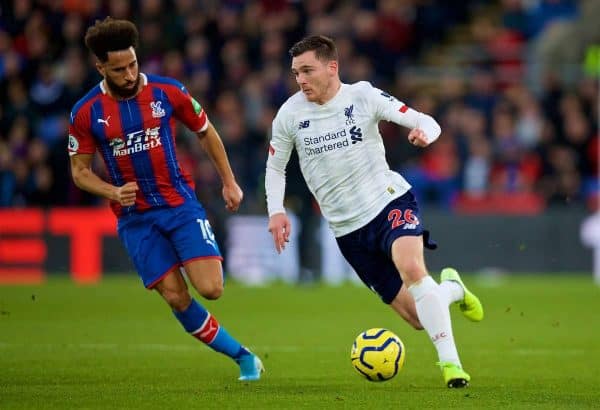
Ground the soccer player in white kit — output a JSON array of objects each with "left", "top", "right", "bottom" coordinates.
[{"left": 265, "top": 35, "right": 484, "bottom": 387}]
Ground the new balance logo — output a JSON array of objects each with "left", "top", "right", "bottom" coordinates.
[
  {"left": 350, "top": 125, "right": 362, "bottom": 144},
  {"left": 97, "top": 116, "right": 111, "bottom": 126},
  {"left": 298, "top": 120, "right": 310, "bottom": 129}
]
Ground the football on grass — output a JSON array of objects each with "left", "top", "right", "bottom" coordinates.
[{"left": 350, "top": 328, "right": 405, "bottom": 381}]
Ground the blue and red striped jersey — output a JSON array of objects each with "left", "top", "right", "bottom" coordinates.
[{"left": 68, "top": 73, "right": 208, "bottom": 217}]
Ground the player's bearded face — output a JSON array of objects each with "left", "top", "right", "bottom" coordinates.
[
  {"left": 101, "top": 47, "right": 141, "bottom": 99},
  {"left": 105, "top": 72, "right": 141, "bottom": 99}
]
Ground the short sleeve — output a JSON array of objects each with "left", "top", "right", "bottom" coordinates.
[
  {"left": 68, "top": 108, "right": 97, "bottom": 156},
  {"left": 169, "top": 83, "right": 208, "bottom": 133}
]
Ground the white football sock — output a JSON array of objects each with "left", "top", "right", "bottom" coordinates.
[
  {"left": 438, "top": 280, "right": 464, "bottom": 305},
  {"left": 408, "top": 275, "right": 461, "bottom": 367}
]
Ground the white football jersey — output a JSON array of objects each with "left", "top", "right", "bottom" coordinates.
[{"left": 266, "top": 81, "right": 440, "bottom": 237}]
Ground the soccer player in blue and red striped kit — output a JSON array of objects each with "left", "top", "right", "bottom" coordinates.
[{"left": 68, "top": 17, "right": 263, "bottom": 381}]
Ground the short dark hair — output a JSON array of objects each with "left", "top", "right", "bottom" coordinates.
[
  {"left": 289, "top": 35, "right": 338, "bottom": 61},
  {"left": 84, "top": 17, "right": 139, "bottom": 62}
]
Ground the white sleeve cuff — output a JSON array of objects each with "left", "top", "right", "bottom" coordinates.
[{"left": 416, "top": 112, "right": 441, "bottom": 144}]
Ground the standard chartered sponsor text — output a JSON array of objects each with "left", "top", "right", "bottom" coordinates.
[{"left": 303, "top": 129, "right": 349, "bottom": 156}]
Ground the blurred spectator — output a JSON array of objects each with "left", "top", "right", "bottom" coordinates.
[
  {"left": 404, "top": 134, "right": 461, "bottom": 207},
  {"left": 509, "top": 85, "right": 544, "bottom": 149},
  {"left": 462, "top": 136, "right": 493, "bottom": 196},
  {"left": 0, "top": 142, "right": 14, "bottom": 206},
  {"left": 489, "top": 104, "right": 542, "bottom": 193},
  {"left": 539, "top": 144, "right": 582, "bottom": 204},
  {"left": 464, "top": 69, "right": 498, "bottom": 120},
  {"left": 458, "top": 108, "right": 493, "bottom": 195}
]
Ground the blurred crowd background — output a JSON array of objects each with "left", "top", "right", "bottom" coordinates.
[{"left": 0, "top": 0, "right": 598, "bottom": 223}]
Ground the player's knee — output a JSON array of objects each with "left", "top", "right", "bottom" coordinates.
[
  {"left": 198, "top": 282, "right": 223, "bottom": 300},
  {"left": 397, "top": 260, "right": 426, "bottom": 283},
  {"left": 161, "top": 289, "right": 191, "bottom": 311}
]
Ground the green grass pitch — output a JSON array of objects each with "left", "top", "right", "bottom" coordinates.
[{"left": 1, "top": 274, "right": 599, "bottom": 409}]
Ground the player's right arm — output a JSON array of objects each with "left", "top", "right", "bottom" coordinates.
[
  {"left": 68, "top": 106, "right": 138, "bottom": 206},
  {"left": 70, "top": 154, "right": 138, "bottom": 206},
  {"left": 265, "top": 108, "right": 295, "bottom": 253}
]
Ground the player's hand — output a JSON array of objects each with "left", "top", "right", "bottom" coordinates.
[
  {"left": 222, "top": 182, "right": 243, "bottom": 212},
  {"left": 115, "top": 181, "right": 138, "bottom": 206},
  {"left": 407, "top": 128, "right": 430, "bottom": 148},
  {"left": 268, "top": 213, "right": 291, "bottom": 254}
]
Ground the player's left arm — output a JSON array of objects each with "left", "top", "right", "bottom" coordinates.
[
  {"left": 364, "top": 82, "right": 441, "bottom": 147},
  {"left": 196, "top": 122, "right": 243, "bottom": 212},
  {"left": 170, "top": 83, "right": 243, "bottom": 212}
]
